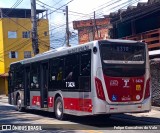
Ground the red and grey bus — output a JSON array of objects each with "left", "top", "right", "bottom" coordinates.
[{"left": 8, "top": 39, "right": 151, "bottom": 120}]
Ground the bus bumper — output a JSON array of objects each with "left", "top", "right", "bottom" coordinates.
[{"left": 107, "top": 97, "right": 151, "bottom": 113}]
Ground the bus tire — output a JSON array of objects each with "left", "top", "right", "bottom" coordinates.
[
  {"left": 16, "top": 96, "right": 24, "bottom": 112},
  {"left": 96, "top": 114, "right": 111, "bottom": 121},
  {"left": 55, "top": 97, "right": 65, "bottom": 120}
]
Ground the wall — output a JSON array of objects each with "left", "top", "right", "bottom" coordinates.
[
  {"left": 150, "top": 61, "right": 160, "bottom": 106},
  {"left": 0, "top": 18, "right": 50, "bottom": 95},
  {"left": 2, "top": 18, "right": 50, "bottom": 73},
  {"left": 73, "top": 18, "right": 110, "bottom": 44},
  {"left": 0, "top": 20, "right": 5, "bottom": 74},
  {"left": 0, "top": 78, "right": 5, "bottom": 94}
]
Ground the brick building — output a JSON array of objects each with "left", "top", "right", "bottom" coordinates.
[{"left": 73, "top": 18, "right": 110, "bottom": 44}]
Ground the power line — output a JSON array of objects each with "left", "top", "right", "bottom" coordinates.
[
  {"left": 37, "top": 0, "right": 140, "bottom": 48},
  {"left": 43, "top": 0, "right": 75, "bottom": 17},
  {"left": 37, "top": 0, "right": 55, "bottom": 9},
  {"left": 37, "top": 1, "right": 130, "bottom": 46},
  {"left": 0, "top": 10, "right": 51, "bottom": 55},
  {"left": 0, "top": 1, "right": 51, "bottom": 59},
  {"left": 95, "top": 0, "right": 140, "bottom": 18},
  {"left": 5, "top": 0, "right": 24, "bottom": 15},
  {"left": 94, "top": 0, "right": 121, "bottom": 12},
  {"left": 0, "top": 39, "right": 31, "bottom": 56},
  {"left": 0, "top": 13, "right": 32, "bottom": 55},
  {"left": 2, "top": 13, "right": 30, "bottom": 31},
  {"left": 111, "top": 1, "right": 160, "bottom": 26},
  {"left": 0, "top": 39, "right": 32, "bottom": 61},
  {"left": 52, "top": 0, "right": 64, "bottom": 7},
  {"left": 65, "top": 0, "right": 141, "bottom": 44}
]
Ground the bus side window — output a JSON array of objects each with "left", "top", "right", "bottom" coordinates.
[
  {"left": 50, "top": 58, "right": 64, "bottom": 90},
  {"left": 8, "top": 71, "right": 14, "bottom": 93},
  {"left": 79, "top": 50, "right": 91, "bottom": 92},
  {"left": 65, "top": 54, "right": 79, "bottom": 90},
  {"left": 9, "top": 72, "right": 14, "bottom": 86},
  {"left": 80, "top": 51, "right": 91, "bottom": 76},
  {"left": 15, "top": 69, "right": 23, "bottom": 89},
  {"left": 30, "top": 63, "right": 40, "bottom": 90}
]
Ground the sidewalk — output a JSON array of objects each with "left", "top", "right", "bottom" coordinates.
[{"left": 0, "top": 94, "right": 8, "bottom": 103}]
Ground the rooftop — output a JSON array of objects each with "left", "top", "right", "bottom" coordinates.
[
  {"left": 0, "top": 8, "right": 46, "bottom": 18},
  {"left": 106, "top": 0, "right": 160, "bottom": 23}
]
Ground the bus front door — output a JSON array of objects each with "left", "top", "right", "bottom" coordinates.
[
  {"left": 24, "top": 67, "right": 30, "bottom": 106},
  {"left": 40, "top": 63, "right": 48, "bottom": 108}
]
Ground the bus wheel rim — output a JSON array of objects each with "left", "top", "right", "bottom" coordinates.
[{"left": 57, "top": 102, "right": 62, "bottom": 116}]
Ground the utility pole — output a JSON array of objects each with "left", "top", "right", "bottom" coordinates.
[
  {"left": 31, "top": 0, "right": 39, "bottom": 55},
  {"left": 93, "top": 11, "right": 98, "bottom": 40},
  {"left": 66, "top": 6, "right": 70, "bottom": 47}
]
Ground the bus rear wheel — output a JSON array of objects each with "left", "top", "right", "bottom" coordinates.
[
  {"left": 55, "top": 97, "right": 65, "bottom": 120},
  {"left": 16, "top": 96, "right": 24, "bottom": 112}
]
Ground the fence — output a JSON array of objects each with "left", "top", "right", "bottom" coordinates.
[{"left": 122, "top": 28, "right": 160, "bottom": 50}]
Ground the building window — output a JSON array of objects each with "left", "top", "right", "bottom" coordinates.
[
  {"left": 44, "top": 31, "right": 48, "bottom": 36},
  {"left": 9, "top": 51, "right": 18, "bottom": 58},
  {"left": 22, "top": 31, "right": 30, "bottom": 38},
  {"left": 8, "top": 31, "right": 17, "bottom": 38},
  {"left": 24, "top": 51, "right": 31, "bottom": 58}
]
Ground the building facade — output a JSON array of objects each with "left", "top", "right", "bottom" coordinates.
[
  {"left": 0, "top": 8, "right": 50, "bottom": 95},
  {"left": 73, "top": 18, "right": 110, "bottom": 44},
  {"left": 108, "top": 0, "right": 160, "bottom": 54}
]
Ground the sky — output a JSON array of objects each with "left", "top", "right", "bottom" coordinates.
[{"left": 0, "top": 0, "right": 148, "bottom": 47}]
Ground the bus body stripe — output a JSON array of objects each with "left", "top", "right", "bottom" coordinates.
[
  {"left": 64, "top": 98, "right": 92, "bottom": 112},
  {"left": 31, "top": 96, "right": 92, "bottom": 112}
]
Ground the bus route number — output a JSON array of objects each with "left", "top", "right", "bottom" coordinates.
[{"left": 117, "top": 46, "right": 129, "bottom": 52}]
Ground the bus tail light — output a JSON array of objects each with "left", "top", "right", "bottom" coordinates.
[
  {"left": 95, "top": 77, "right": 106, "bottom": 101},
  {"left": 144, "top": 78, "right": 150, "bottom": 99}
]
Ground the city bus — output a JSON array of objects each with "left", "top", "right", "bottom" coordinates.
[{"left": 8, "top": 39, "right": 151, "bottom": 120}]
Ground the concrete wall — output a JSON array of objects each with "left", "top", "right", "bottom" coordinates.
[
  {"left": 150, "top": 60, "right": 160, "bottom": 106},
  {"left": 0, "top": 78, "right": 5, "bottom": 94}
]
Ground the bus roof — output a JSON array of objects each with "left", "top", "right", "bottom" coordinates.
[
  {"left": 10, "top": 39, "right": 141, "bottom": 66},
  {"left": 102, "top": 39, "right": 138, "bottom": 43},
  {"left": 10, "top": 41, "right": 94, "bottom": 65}
]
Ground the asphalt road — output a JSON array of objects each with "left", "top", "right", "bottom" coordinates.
[{"left": 0, "top": 101, "right": 160, "bottom": 133}]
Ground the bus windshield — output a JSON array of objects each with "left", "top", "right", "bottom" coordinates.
[
  {"left": 99, "top": 42, "right": 146, "bottom": 77},
  {"left": 101, "top": 43, "right": 145, "bottom": 64}
]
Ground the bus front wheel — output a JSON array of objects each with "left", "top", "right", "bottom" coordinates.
[{"left": 55, "top": 97, "right": 65, "bottom": 120}]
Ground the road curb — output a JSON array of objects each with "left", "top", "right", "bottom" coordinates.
[
  {"left": 152, "top": 106, "right": 160, "bottom": 111},
  {"left": 0, "top": 95, "right": 8, "bottom": 103}
]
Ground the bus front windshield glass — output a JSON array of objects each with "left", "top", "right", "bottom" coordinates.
[
  {"left": 100, "top": 42, "right": 146, "bottom": 77},
  {"left": 101, "top": 43, "right": 145, "bottom": 64}
]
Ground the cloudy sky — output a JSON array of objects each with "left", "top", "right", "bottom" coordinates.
[
  {"left": 0, "top": 0, "right": 148, "bottom": 25},
  {"left": 0, "top": 0, "right": 147, "bottom": 47}
]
